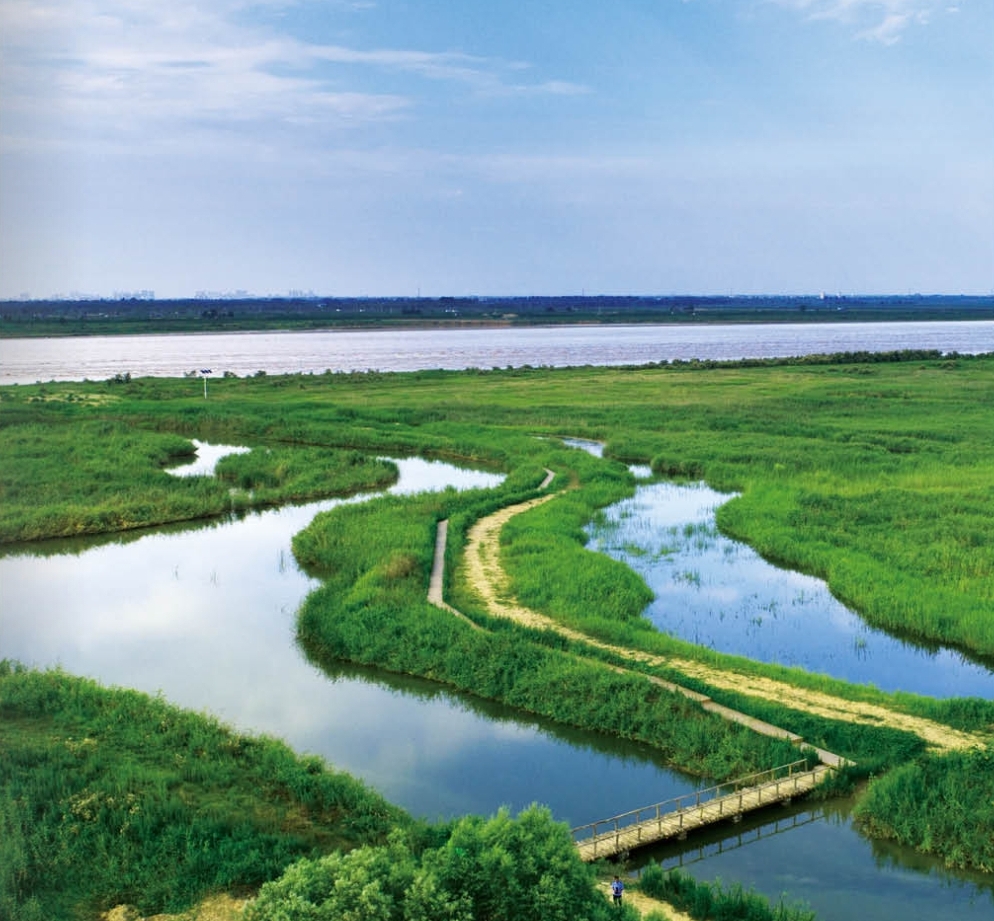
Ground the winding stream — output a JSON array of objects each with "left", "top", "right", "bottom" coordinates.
[
  {"left": 0, "top": 450, "right": 701, "bottom": 824},
  {"left": 1, "top": 444, "right": 991, "bottom": 919},
  {"left": 587, "top": 480, "right": 994, "bottom": 699}
]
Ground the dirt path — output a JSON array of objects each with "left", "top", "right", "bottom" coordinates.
[
  {"left": 103, "top": 895, "right": 247, "bottom": 921},
  {"left": 461, "top": 496, "right": 985, "bottom": 754},
  {"left": 597, "top": 879, "right": 694, "bottom": 921}
]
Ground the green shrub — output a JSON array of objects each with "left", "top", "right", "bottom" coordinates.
[
  {"left": 246, "top": 806, "right": 634, "bottom": 921},
  {"left": 853, "top": 746, "right": 994, "bottom": 872}
]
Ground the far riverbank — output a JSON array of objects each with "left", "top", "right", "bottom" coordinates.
[{"left": 2, "top": 294, "right": 992, "bottom": 340}]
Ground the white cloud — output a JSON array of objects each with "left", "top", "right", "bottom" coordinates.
[
  {"left": 0, "top": 0, "right": 586, "bottom": 153},
  {"left": 770, "top": 0, "right": 952, "bottom": 42}
]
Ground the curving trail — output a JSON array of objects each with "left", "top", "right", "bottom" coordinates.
[{"left": 456, "top": 493, "right": 985, "bottom": 755}]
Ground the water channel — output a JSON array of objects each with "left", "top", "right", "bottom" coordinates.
[
  {"left": 587, "top": 479, "right": 994, "bottom": 699},
  {"left": 3, "top": 445, "right": 992, "bottom": 919},
  {"left": 0, "top": 451, "right": 702, "bottom": 825}
]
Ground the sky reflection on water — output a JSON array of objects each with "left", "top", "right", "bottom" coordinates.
[
  {"left": 588, "top": 480, "right": 994, "bottom": 698},
  {"left": 0, "top": 452, "right": 700, "bottom": 825}
]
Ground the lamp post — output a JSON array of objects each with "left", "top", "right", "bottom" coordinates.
[{"left": 200, "top": 369, "right": 212, "bottom": 399}]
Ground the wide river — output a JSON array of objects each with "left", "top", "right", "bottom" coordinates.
[
  {"left": 3, "top": 323, "right": 993, "bottom": 919},
  {"left": 1, "top": 319, "right": 993, "bottom": 384}
]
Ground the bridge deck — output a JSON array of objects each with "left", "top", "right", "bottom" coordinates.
[{"left": 574, "top": 763, "right": 832, "bottom": 861}]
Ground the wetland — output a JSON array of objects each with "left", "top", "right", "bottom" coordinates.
[{"left": 3, "top": 347, "right": 994, "bottom": 919}]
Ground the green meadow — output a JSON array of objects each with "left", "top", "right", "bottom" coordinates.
[{"left": 2, "top": 351, "right": 994, "bottom": 917}]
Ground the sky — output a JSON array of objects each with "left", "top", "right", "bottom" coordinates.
[{"left": 1, "top": 0, "right": 992, "bottom": 299}]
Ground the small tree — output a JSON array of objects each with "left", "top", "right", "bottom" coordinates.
[{"left": 246, "top": 806, "right": 625, "bottom": 921}]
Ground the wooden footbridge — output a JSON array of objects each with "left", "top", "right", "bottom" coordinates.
[
  {"left": 427, "top": 505, "right": 843, "bottom": 864},
  {"left": 571, "top": 760, "right": 833, "bottom": 861}
]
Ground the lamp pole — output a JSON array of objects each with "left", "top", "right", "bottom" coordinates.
[{"left": 200, "top": 369, "right": 212, "bottom": 399}]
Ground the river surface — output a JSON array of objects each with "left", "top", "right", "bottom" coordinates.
[
  {"left": 587, "top": 479, "right": 994, "bottom": 699},
  {"left": 0, "top": 452, "right": 702, "bottom": 825},
  {"left": 1, "top": 320, "right": 993, "bottom": 385}
]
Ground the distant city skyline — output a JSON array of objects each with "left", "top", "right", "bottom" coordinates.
[{"left": 1, "top": 0, "right": 992, "bottom": 299}]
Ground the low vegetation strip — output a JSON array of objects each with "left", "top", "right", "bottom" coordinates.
[
  {"left": 664, "top": 662, "right": 984, "bottom": 754},
  {"left": 0, "top": 421, "right": 397, "bottom": 543},
  {"left": 431, "top": 505, "right": 845, "bottom": 863},
  {"left": 432, "top": 513, "right": 840, "bottom": 760},
  {"left": 460, "top": 494, "right": 985, "bottom": 754},
  {"left": 637, "top": 867, "right": 818, "bottom": 921}
]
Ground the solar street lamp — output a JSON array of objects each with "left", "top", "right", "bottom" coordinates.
[{"left": 200, "top": 369, "right": 212, "bottom": 399}]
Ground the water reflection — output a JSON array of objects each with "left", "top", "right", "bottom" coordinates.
[
  {"left": 314, "top": 662, "right": 702, "bottom": 824},
  {"left": 1, "top": 458, "right": 494, "bottom": 721},
  {"left": 164, "top": 439, "right": 251, "bottom": 477},
  {"left": 634, "top": 797, "right": 993, "bottom": 921},
  {"left": 587, "top": 480, "right": 994, "bottom": 699},
  {"left": 0, "top": 456, "right": 700, "bottom": 825}
]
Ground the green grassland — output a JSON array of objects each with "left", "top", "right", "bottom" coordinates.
[
  {"left": 3, "top": 351, "right": 994, "bottom": 916},
  {"left": 4, "top": 352, "right": 993, "bottom": 657},
  {"left": 0, "top": 662, "right": 407, "bottom": 920}
]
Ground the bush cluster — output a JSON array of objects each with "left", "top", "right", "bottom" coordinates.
[
  {"left": 852, "top": 745, "right": 994, "bottom": 872},
  {"left": 246, "top": 806, "right": 635, "bottom": 921}
]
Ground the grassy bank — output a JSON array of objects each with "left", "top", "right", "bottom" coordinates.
[
  {"left": 294, "top": 493, "right": 809, "bottom": 782},
  {"left": 852, "top": 746, "right": 994, "bottom": 872},
  {"left": 0, "top": 662, "right": 407, "bottom": 920},
  {"left": 637, "top": 866, "right": 816, "bottom": 921}
]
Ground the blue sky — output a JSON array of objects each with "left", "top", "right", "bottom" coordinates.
[{"left": 1, "top": 0, "right": 991, "bottom": 298}]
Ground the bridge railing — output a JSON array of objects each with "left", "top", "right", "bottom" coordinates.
[{"left": 571, "top": 759, "right": 813, "bottom": 853}]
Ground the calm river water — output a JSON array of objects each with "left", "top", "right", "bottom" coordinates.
[
  {"left": 0, "top": 455, "right": 701, "bottom": 826},
  {"left": 1, "top": 320, "right": 993, "bottom": 384},
  {"left": 4, "top": 324, "right": 994, "bottom": 919},
  {"left": 588, "top": 479, "right": 994, "bottom": 699}
]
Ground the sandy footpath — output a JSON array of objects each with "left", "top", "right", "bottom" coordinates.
[
  {"left": 462, "top": 495, "right": 985, "bottom": 754},
  {"left": 111, "top": 489, "right": 983, "bottom": 921}
]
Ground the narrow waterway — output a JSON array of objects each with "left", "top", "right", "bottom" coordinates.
[
  {"left": 632, "top": 795, "right": 993, "bottom": 921},
  {"left": 1, "top": 444, "right": 991, "bottom": 919},
  {"left": 0, "top": 449, "right": 702, "bottom": 824},
  {"left": 565, "top": 438, "right": 994, "bottom": 698}
]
